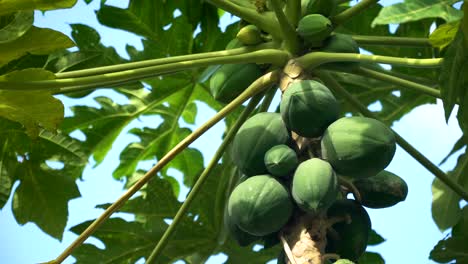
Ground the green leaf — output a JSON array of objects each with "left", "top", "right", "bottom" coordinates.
[
  {"left": 368, "top": 229, "right": 386, "bottom": 246},
  {"left": 0, "top": 26, "right": 75, "bottom": 67},
  {"left": 431, "top": 154, "right": 468, "bottom": 231},
  {"left": 430, "top": 237, "right": 468, "bottom": 263},
  {"left": 0, "top": 0, "right": 77, "bottom": 16},
  {"left": 0, "top": 11, "right": 33, "bottom": 43},
  {"left": 372, "top": 0, "right": 462, "bottom": 27},
  {"left": 12, "top": 160, "right": 80, "bottom": 240},
  {"left": 0, "top": 139, "right": 16, "bottom": 208},
  {"left": 439, "top": 136, "right": 466, "bottom": 165},
  {"left": 359, "top": 252, "right": 385, "bottom": 264},
  {"left": 439, "top": 29, "right": 468, "bottom": 121},
  {"left": 429, "top": 21, "right": 460, "bottom": 50},
  {"left": 0, "top": 70, "right": 64, "bottom": 137}
]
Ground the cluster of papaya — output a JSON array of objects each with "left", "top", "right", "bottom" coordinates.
[{"left": 208, "top": 1, "right": 409, "bottom": 264}]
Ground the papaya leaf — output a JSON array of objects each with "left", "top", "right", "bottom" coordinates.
[
  {"left": 0, "top": 69, "right": 64, "bottom": 137},
  {"left": 0, "top": 0, "right": 77, "bottom": 15},
  {"left": 0, "top": 139, "right": 16, "bottom": 209},
  {"left": 432, "top": 154, "right": 468, "bottom": 231},
  {"left": 439, "top": 136, "right": 466, "bottom": 165},
  {"left": 0, "top": 26, "right": 75, "bottom": 67},
  {"left": 430, "top": 207, "right": 468, "bottom": 264},
  {"left": 368, "top": 229, "right": 386, "bottom": 246},
  {"left": 372, "top": 0, "right": 462, "bottom": 27},
  {"left": 439, "top": 29, "right": 468, "bottom": 121},
  {"left": 0, "top": 11, "right": 33, "bottom": 44},
  {"left": 12, "top": 160, "right": 80, "bottom": 240},
  {"left": 359, "top": 252, "right": 385, "bottom": 264},
  {"left": 429, "top": 21, "right": 460, "bottom": 50}
]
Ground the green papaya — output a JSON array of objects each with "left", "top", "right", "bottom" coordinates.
[
  {"left": 301, "top": 0, "right": 338, "bottom": 17},
  {"left": 292, "top": 158, "right": 339, "bottom": 213},
  {"left": 228, "top": 175, "right": 293, "bottom": 236},
  {"left": 319, "top": 33, "right": 360, "bottom": 71},
  {"left": 280, "top": 80, "right": 340, "bottom": 138},
  {"left": 353, "top": 170, "right": 408, "bottom": 208},
  {"left": 297, "top": 14, "right": 333, "bottom": 47},
  {"left": 224, "top": 205, "right": 259, "bottom": 246},
  {"left": 321, "top": 117, "right": 396, "bottom": 179},
  {"left": 326, "top": 199, "right": 371, "bottom": 262},
  {"left": 209, "top": 63, "right": 263, "bottom": 103},
  {"left": 237, "top": 25, "right": 262, "bottom": 45},
  {"left": 264, "top": 144, "right": 298, "bottom": 177},
  {"left": 333, "top": 259, "right": 355, "bottom": 264},
  {"left": 232, "top": 112, "right": 290, "bottom": 176}
]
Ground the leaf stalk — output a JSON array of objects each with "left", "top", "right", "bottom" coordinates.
[{"left": 331, "top": 0, "right": 380, "bottom": 26}]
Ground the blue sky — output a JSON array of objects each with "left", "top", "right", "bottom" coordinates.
[{"left": 0, "top": 0, "right": 463, "bottom": 263}]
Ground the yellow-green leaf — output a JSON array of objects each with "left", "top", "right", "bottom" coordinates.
[
  {"left": 0, "top": 26, "right": 75, "bottom": 67},
  {"left": 429, "top": 21, "right": 460, "bottom": 50},
  {"left": 0, "top": 11, "right": 34, "bottom": 43},
  {"left": 0, "top": 69, "right": 63, "bottom": 137},
  {"left": 0, "top": 0, "right": 77, "bottom": 16}
]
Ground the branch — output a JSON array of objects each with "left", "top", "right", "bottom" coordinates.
[
  {"left": 146, "top": 92, "right": 266, "bottom": 264},
  {"left": 270, "top": 0, "right": 300, "bottom": 53},
  {"left": 316, "top": 71, "right": 468, "bottom": 202},
  {"left": 352, "top": 67, "right": 441, "bottom": 98},
  {"left": 56, "top": 42, "right": 279, "bottom": 79},
  {"left": 52, "top": 70, "right": 282, "bottom": 264},
  {"left": 352, "top": 35, "right": 432, "bottom": 47},
  {"left": 331, "top": 0, "right": 380, "bottom": 26},
  {"left": 295, "top": 52, "right": 443, "bottom": 70},
  {"left": 0, "top": 50, "right": 289, "bottom": 91},
  {"left": 206, "top": 0, "right": 282, "bottom": 39}
]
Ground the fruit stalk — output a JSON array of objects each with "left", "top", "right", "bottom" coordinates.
[
  {"left": 52, "top": 71, "right": 281, "bottom": 264},
  {"left": 316, "top": 70, "right": 468, "bottom": 202}
]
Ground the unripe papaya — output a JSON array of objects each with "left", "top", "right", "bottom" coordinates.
[
  {"left": 209, "top": 63, "right": 263, "bottom": 103},
  {"left": 264, "top": 144, "right": 298, "bottom": 177},
  {"left": 280, "top": 80, "right": 340, "bottom": 138},
  {"left": 297, "top": 14, "right": 333, "bottom": 47},
  {"left": 326, "top": 199, "right": 371, "bottom": 262},
  {"left": 237, "top": 25, "right": 262, "bottom": 45},
  {"left": 292, "top": 158, "right": 339, "bottom": 214},
  {"left": 301, "top": 0, "right": 338, "bottom": 17},
  {"left": 333, "top": 259, "right": 355, "bottom": 264},
  {"left": 232, "top": 112, "right": 290, "bottom": 176},
  {"left": 224, "top": 205, "right": 259, "bottom": 246},
  {"left": 321, "top": 117, "right": 396, "bottom": 179},
  {"left": 353, "top": 170, "right": 408, "bottom": 208},
  {"left": 319, "top": 33, "right": 360, "bottom": 71},
  {"left": 228, "top": 175, "right": 293, "bottom": 236}
]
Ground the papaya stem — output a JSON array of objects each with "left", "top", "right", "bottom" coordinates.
[
  {"left": 284, "top": 0, "right": 301, "bottom": 27},
  {"left": 331, "top": 0, "right": 380, "bottom": 26},
  {"left": 280, "top": 234, "right": 298, "bottom": 264},
  {"left": 338, "top": 176, "right": 362, "bottom": 203},
  {"left": 258, "top": 86, "right": 278, "bottom": 112},
  {"left": 351, "top": 67, "right": 441, "bottom": 98},
  {"left": 352, "top": 35, "right": 432, "bottom": 47},
  {"left": 270, "top": 0, "right": 300, "bottom": 54},
  {"left": 316, "top": 71, "right": 468, "bottom": 202},
  {"left": 0, "top": 50, "right": 289, "bottom": 91},
  {"left": 52, "top": 71, "right": 281, "bottom": 264},
  {"left": 295, "top": 52, "right": 443, "bottom": 70},
  {"left": 56, "top": 42, "right": 279, "bottom": 79},
  {"left": 206, "top": 0, "right": 282, "bottom": 39},
  {"left": 146, "top": 92, "right": 269, "bottom": 264}
]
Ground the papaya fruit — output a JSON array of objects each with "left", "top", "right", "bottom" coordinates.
[
  {"left": 301, "top": 0, "right": 338, "bottom": 17},
  {"left": 353, "top": 170, "right": 408, "bottom": 208},
  {"left": 319, "top": 33, "right": 360, "bottom": 71},
  {"left": 228, "top": 175, "right": 293, "bottom": 236},
  {"left": 333, "top": 259, "right": 355, "bottom": 264},
  {"left": 326, "top": 199, "right": 371, "bottom": 262},
  {"left": 264, "top": 144, "right": 298, "bottom": 177},
  {"left": 232, "top": 112, "right": 290, "bottom": 176},
  {"left": 297, "top": 14, "right": 333, "bottom": 47},
  {"left": 237, "top": 25, "right": 262, "bottom": 45},
  {"left": 209, "top": 63, "right": 263, "bottom": 104},
  {"left": 321, "top": 117, "right": 396, "bottom": 179},
  {"left": 224, "top": 205, "right": 259, "bottom": 246},
  {"left": 292, "top": 158, "right": 339, "bottom": 213},
  {"left": 280, "top": 80, "right": 340, "bottom": 138}
]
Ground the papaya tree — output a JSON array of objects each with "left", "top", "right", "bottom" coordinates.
[{"left": 0, "top": 0, "right": 467, "bottom": 263}]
